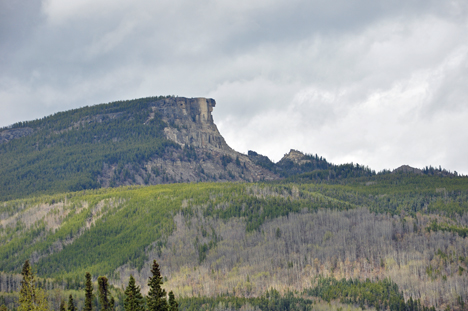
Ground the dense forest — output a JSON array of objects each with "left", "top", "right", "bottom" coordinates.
[{"left": 0, "top": 96, "right": 176, "bottom": 201}]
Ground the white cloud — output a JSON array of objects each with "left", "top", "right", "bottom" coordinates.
[{"left": 2, "top": 0, "right": 468, "bottom": 173}]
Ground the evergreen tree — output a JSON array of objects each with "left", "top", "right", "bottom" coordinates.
[
  {"left": 18, "top": 260, "right": 48, "bottom": 311},
  {"left": 19, "top": 261, "right": 34, "bottom": 311},
  {"left": 147, "top": 260, "right": 167, "bottom": 311},
  {"left": 60, "top": 300, "right": 66, "bottom": 311},
  {"left": 68, "top": 295, "right": 76, "bottom": 311},
  {"left": 98, "top": 276, "right": 110, "bottom": 311},
  {"left": 168, "top": 291, "right": 178, "bottom": 311},
  {"left": 124, "top": 275, "right": 144, "bottom": 311},
  {"left": 84, "top": 272, "right": 94, "bottom": 311}
]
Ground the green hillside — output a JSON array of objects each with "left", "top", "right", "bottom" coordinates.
[
  {"left": 0, "top": 96, "right": 175, "bottom": 201},
  {"left": 1, "top": 173, "right": 468, "bottom": 310},
  {"left": 1, "top": 174, "right": 467, "bottom": 275}
]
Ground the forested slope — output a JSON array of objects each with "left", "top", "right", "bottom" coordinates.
[
  {"left": 1, "top": 173, "right": 467, "bottom": 310},
  {"left": 0, "top": 96, "right": 175, "bottom": 201}
]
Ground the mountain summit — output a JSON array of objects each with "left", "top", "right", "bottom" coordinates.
[{"left": 0, "top": 96, "right": 278, "bottom": 200}]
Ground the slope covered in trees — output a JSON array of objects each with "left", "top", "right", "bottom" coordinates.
[
  {"left": 0, "top": 96, "right": 175, "bottom": 201},
  {"left": 0, "top": 174, "right": 467, "bottom": 310}
]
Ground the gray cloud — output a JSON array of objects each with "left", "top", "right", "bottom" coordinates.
[{"left": 1, "top": 0, "right": 468, "bottom": 173}]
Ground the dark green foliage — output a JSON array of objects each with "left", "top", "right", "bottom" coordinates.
[
  {"left": 307, "top": 277, "right": 402, "bottom": 310},
  {"left": 199, "top": 191, "right": 353, "bottom": 232},
  {"left": 168, "top": 291, "right": 178, "bottom": 311},
  {"left": 177, "top": 289, "right": 315, "bottom": 311},
  {"left": 426, "top": 219, "right": 468, "bottom": 238},
  {"left": 0, "top": 96, "right": 176, "bottom": 201},
  {"left": 305, "top": 276, "right": 438, "bottom": 311},
  {"left": 98, "top": 276, "right": 110, "bottom": 311},
  {"left": 220, "top": 155, "right": 232, "bottom": 168},
  {"left": 60, "top": 300, "right": 66, "bottom": 311},
  {"left": 178, "top": 279, "right": 438, "bottom": 311},
  {"left": 68, "top": 295, "right": 76, "bottom": 311},
  {"left": 124, "top": 275, "right": 144, "bottom": 311},
  {"left": 288, "top": 173, "right": 468, "bottom": 218},
  {"left": 247, "top": 150, "right": 275, "bottom": 171},
  {"left": 248, "top": 150, "right": 375, "bottom": 179},
  {"left": 19, "top": 260, "right": 33, "bottom": 311},
  {"left": 84, "top": 272, "right": 93, "bottom": 311},
  {"left": 147, "top": 260, "right": 167, "bottom": 311}
]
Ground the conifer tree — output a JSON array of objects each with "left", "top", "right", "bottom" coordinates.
[
  {"left": 98, "top": 276, "right": 110, "bottom": 311},
  {"left": 147, "top": 260, "right": 167, "bottom": 311},
  {"left": 19, "top": 261, "right": 34, "bottom": 311},
  {"left": 168, "top": 291, "right": 178, "bottom": 311},
  {"left": 68, "top": 295, "right": 76, "bottom": 311},
  {"left": 18, "top": 260, "right": 49, "bottom": 311},
  {"left": 124, "top": 275, "right": 144, "bottom": 311},
  {"left": 60, "top": 300, "right": 66, "bottom": 311},
  {"left": 84, "top": 272, "right": 94, "bottom": 311}
]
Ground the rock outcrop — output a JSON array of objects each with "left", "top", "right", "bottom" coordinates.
[
  {"left": 99, "top": 97, "right": 279, "bottom": 186},
  {"left": 153, "top": 97, "right": 233, "bottom": 153},
  {"left": 393, "top": 165, "right": 423, "bottom": 175},
  {"left": 278, "top": 149, "right": 312, "bottom": 165},
  {"left": 0, "top": 127, "right": 34, "bottom": 144}
]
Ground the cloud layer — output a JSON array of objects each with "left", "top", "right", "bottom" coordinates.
[{"left": 1, "top": 0, "right": 468, "bottom": 173}]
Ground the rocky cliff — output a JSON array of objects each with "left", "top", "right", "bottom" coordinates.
[
  {"left": 99, "top": 97, "right": 279, "bottom": 187},
  {"left": 155, "top": 97, "right": 232, "bottom": 152}
]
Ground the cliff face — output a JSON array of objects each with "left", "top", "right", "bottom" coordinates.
[
  {"left": 98, "top": 97, "right": 279, "bottom": 187},
  {"left": 154, "top": 97, "right": 232, "bottom": 152}
]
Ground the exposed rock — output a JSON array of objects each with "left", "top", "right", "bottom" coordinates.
[
  {"left": 154, "top": 97, "right": 232, "bottom": 152},
  {"left": 278, "top": 149, "right": 312, "bottom": 165},
  {"left": 0, "top": 127, "right": 34, "bottom": 144},
  {"left": 393, "top": 165, "right": 423, "bottom": 175},
  {"left": 98, "top": 97, "right": 279, "bottom": 186}
]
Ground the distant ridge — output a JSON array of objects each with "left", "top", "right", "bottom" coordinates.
[{"left": 0, "top": 95, "right": 460, "bottom": 201}]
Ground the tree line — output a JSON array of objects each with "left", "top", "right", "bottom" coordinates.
[{"left": 2, "top": 260, "right": 177, "bottom": 311}]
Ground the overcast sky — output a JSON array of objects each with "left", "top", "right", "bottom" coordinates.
[{"left": 1, "top": 0, "right": 468, "bottom": 173}]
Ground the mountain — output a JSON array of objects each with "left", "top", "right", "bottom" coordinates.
[
  {"left": 1, "top": 96, "right": 468, "bottom": 311},
  {"left": 0, "top": 96, "right": 278, "bottom": 201},
  {"left": 1, "top": 95, "right": 450, "bottom": 203}
]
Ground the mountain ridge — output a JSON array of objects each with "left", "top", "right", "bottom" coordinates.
[
  {"left": 0, "top": 95, "right": 459, "bottom": 202},
  {"left": 1, "top": 96, "right": 468, "bottom": 311}
]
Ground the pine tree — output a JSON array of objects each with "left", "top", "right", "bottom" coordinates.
[
  {"left": 98, "top": 276, "right": 110, "bottom": 311},
  {"left": 168, "top": 291, "right": 178, "bottom": 311},
  {"left": 19, "top": 261, "right": 34, "bottom": 311},
  {"left": 124, "top": 275, "right": 144, "bottom": 311},
  {"left": 147, "top": 260, "right": 167, "bottom": 311},
  {"left": 18, "top": 260, "right": 49, "bottom": 311},
  {"left": 84, "top": 272, "right": 94, "bottom": 311},
  {"left": 60, "top": 300, "right": 66, "bottom": 311},
  {"left": 68, "top": 295, "right": 76, "bottom": 311}
]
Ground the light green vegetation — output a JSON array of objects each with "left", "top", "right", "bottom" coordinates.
[{"left": 1, "top": 174, "right": 467, "bottom": 279}]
